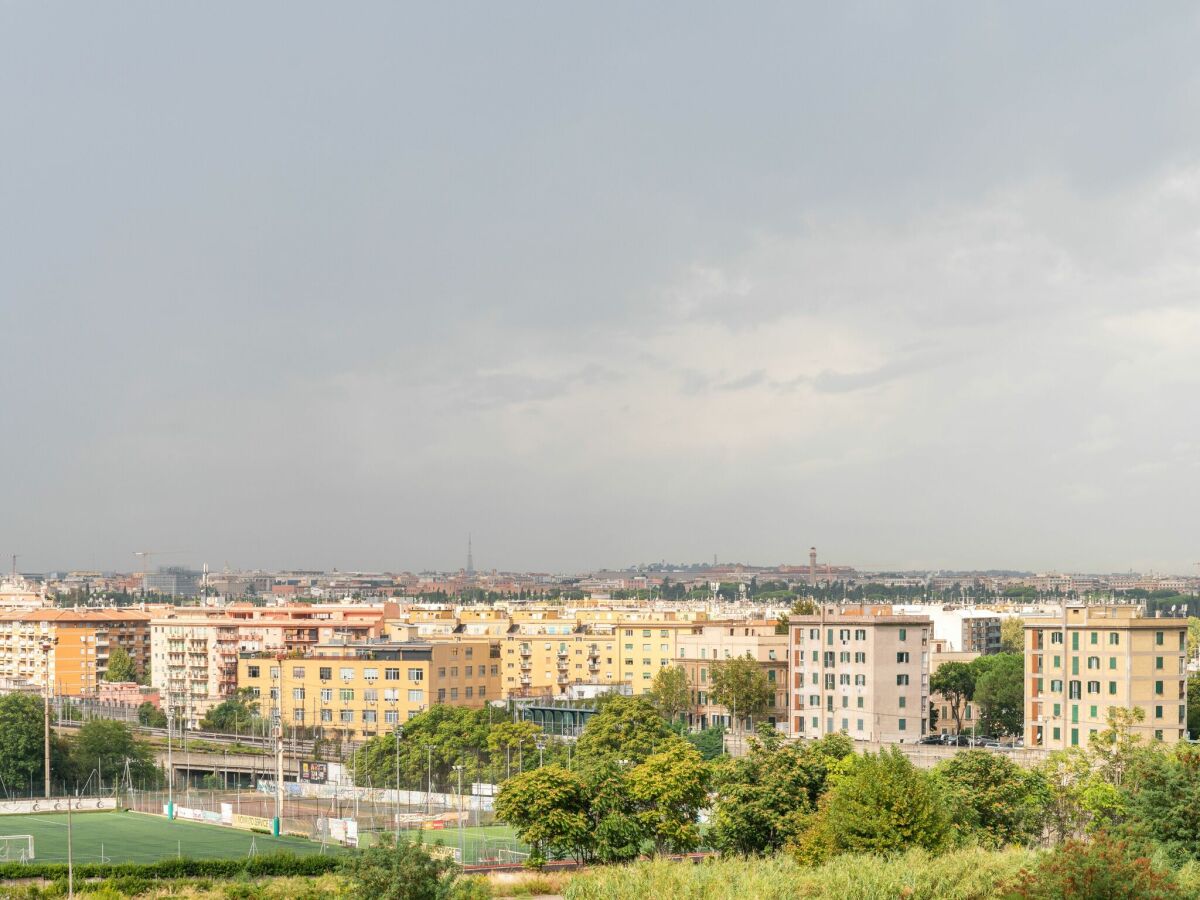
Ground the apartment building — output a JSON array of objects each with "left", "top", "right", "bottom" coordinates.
[
  {"left": 676, "top": 621, "right": 787, "bottom": 731},
  {"left": 499, "top": 611, "right": 620, "bottom": 698},
  {"left": 1024, "top": 605, "right": 1188, "bottom": 750},
  {"left": 224, "top": 604, "right": 390, "bottom": 653},
  {"left": 0, "top": 608, "right": 151, "bottom": 696},
  {"left": 894, "top": 606, "right": 1001, "bottom": 654},
  {"left": 149, "top": 614, "right": 241, "bottom": 727},
  {"left": 788, "top": 606, "right": 931, "bottom": 743},
  {"left": 237, "top": 639, "right": 500, "bottom": 740}
]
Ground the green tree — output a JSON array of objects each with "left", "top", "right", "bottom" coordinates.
[
  {"left": 929, "top": 662, "right": 976, "bottom": 734},
  {"left": 0, "top": 693, "right": 68, "bottom": 793},
  {"left": 352, "top": 705, "right": 491, "bottom": 789},
  {"left": 485, "top": 721, "right": 542, "bottom": 780},
  {"left": 69, "top": 719, "right": 161, "bottom": 787},
  {"left": 934, "top": 750, "right": 1046, "bottom": 847},
  {"left": 1089, "top": 707, "right": 1146, "bottom": 788},
  {"left": 494, "top": 765, "right": 592, "bottom": 865},
  {"left": 1123, "top": 741, "right": 1200, "bottom": 864},
  {"left": 573, "top": 696, "right": 672, "bottom": 769},
  {"left": 137, "top": 701, "right": 167, "bottom": 728},
  {"left": 647, "top": 665, "right": 691, "bottom": 724},
  {"left": 1000, "top": 617, "right": 1026, "bottom": 654},
  {"left": 971, "top": 653, "right": 1024, "bottom": 735},
  {"left": 1039, "top": 749, "right": 1123, "bottom": 842},
  {"left": 790, "top": 598, "right": 818, "bottom": 615},
  {"left": 709, "top": 654, "right": 774, "bottom": 731},
  {"left": 104, "top": 647, "right": 138, "bottom": 682},
  {"left": 686, "top": 725, "right": 726, "bottom": 761},
  {"left": 346, "top": 831, "right": 467, "bottom": 900},
  {"left": 198, "top": 693, "right": 259, "bottom": 734},
  {"left": 626, "top": 739, "right": 709, "bottom": 854},
  {"left": 811, "top": 748, "right": 950, "bottom": 858},
  {"left": 708, "top": 732, "right": 852, "bottom": 856},
  {"left": 1187, "top": 617, "right": 1200, "bottom": 660}
]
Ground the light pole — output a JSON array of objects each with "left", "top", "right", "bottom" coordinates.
[
  {"left": 452, "top": 764, "right": 465, "bottom": 864},
  {"left": 41, "top": 639, "right": 56, "bottom": 799},
  {"left": 535, "top": 734, "right": 547, "bottom": 768},
  {"left": 425, "top": 745, "right": 433, "bottom": 821},
  {"left": 393, "top": 723, "right": 403, "bottom": 840}
]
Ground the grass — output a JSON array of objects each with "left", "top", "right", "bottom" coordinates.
[
  {"left": 0, "top": 811, "right": 336, "bottom": 864},
  {"left": 564, "top": 847, "right": 1039, "bottom": 900}
]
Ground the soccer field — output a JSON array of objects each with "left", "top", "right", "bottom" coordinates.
[
  {"left": 361, "top": 823, "right": 528, "bottom": 865},
  {"left": 0, "top": 811, "right": 335, "bottom": 864}
]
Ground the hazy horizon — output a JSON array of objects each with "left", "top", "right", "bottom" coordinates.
[{"left": 4, "top": 4, "right": 1200, "bottom": 576}]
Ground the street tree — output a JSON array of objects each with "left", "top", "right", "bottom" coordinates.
[
  {"left": 104, "top": 647, "right": 138, "bottom": 682},
  {"left": 971, "top": 653, "right": 1024, "bottom": 736},
  {"left": 708, "top": 654, "right": 773, "bottom": 731},
  {"left": 0, "top": 693, "right": 69, "bottom": 794},
  {"left": 934, "top": 750, "right": 1046, "bottom": 847},
  {"left": 69, "top": 719, "right": 161, "bottom": 788},
  {"left": 648, "top": 665, "right": 691, "bottom": 725},
  {"left": 929, "top": 662, "right": 976, "bottom": 734},
  {"left": 573, "top": 696, "right": 672, "bottom": 769},
  {"left": 1000, "top": 617, "right": 1026, "bottom": 654},
  {"left": 495, "top": 765, "right": 592, "bottom": 865}
]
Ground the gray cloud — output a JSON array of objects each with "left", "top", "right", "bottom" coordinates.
[{"left": 3, "top": 3, "right": 1200, "bottom": 574}]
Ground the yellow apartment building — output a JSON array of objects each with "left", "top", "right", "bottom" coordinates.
[
  {"left": 1025, "top": 605, "right": 1188, "bottom": 749},
  {"left": 237, "top": 639, "right": 501, "bottom": 740},
  {"left": 676, "top": 621, "right": 788, "bottom": 731},
  {"left": 0, "top": 608, "right": 151, "bottom": 696}
]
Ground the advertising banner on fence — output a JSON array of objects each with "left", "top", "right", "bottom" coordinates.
[
  {"left": 171, "top": 806, "right": 224, "bottom": 824},
  {"left": 231, "top": 813, "right": 272, "bottom": 832},
  {"left": 2, "top": 798, "right": 116, "bottom": 815}
]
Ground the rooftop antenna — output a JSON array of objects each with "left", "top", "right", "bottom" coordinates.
[{"left": 466, "top": 535, "right": 475, "bottom": 576}]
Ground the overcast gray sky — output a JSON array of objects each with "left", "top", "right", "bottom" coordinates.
[{"left": 3, "top": 3, "right": 1200, "bottom": 575}]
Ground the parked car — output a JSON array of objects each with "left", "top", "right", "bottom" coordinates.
[
  {"left": 941, "top": 734, "right": 971, "bottom": 746},
  {"left": 916, "top": 734, "right": 943, "bottom": 745}
]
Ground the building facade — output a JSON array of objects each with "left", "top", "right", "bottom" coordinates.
[
  {"left": 676, "top": 622, "right": 787, "bottom": 731},
  {"left": 1024, "top": 605, "right": 1188, "bottom": 750},
  {"left": 789, "top": 607, "right": 931, "bottom": 742}
]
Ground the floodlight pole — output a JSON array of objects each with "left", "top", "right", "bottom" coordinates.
[{"left": 41, "top": 639, "right": 56, "bottom": 799}]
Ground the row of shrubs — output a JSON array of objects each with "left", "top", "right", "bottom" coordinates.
[{"left": 0, "top": 852, "right": 343, "bottom": 882}]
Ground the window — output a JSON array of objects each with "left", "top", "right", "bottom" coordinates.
[
  {"left": 898, "top": 696, "right": 906, "bottom": 709},
  {"left": 854, "top": 674, "right": 866, "bottom": 686},
  {"left": 1109, "top": 633, "right": 1119, "bottom": 646},
  {"left": 1051, "top": 632, "right": 1063, "bottom": 644},
  {"left": 385, "top": 668, "right": 400, "bottom": 680},
  {"left": 1156, "top": 657, "right": 1164, "bottom": 670},
  {"left": 1087, "top": 657, "right": 1099, "bottom": 670},
  {"left": 1108, "top": 682, "right": 1117, "bottom": 695},
  {"left": 269, "top": 667, "right": 279, "bottom": 678},
  {"left": 896, "top": 674, "right": 910, "bottom": 686},
  {"left": 1155, "top": 705, "right": 1163, "bottom": 719},
  {"left": 321, "top": 709, "right": 332, "bottom": 722},
  {"left": 857, "top": 696, "right": 864, "bottom": 708},
  {"left": 898, "top": 718, "right": 906, "bottom": 731},
  {"left": 362, "top": 710, "right": 377, "bottom": 724},
  {"left": 292, "top": 667, "right": 305, "bottom": 679},
  {"left": 384, "top": 710, "right": 399, "bottom": 724},
  {"left": 320, "top": 688, "right": 332, "bottom": 703},
  {"left": 339, "top": 688, "right": 354, "bottom": 702},
  {"left": 437, "top": 688, "right": 446, "bottom": 701},
  {"left": 408, "top": 668, "right": 424, "bottom": 681},
  {"left": 339, "top": 710, "right": 353, "bottom": 723},
  {"left": 1071, "top": 657, "right": 1079, "bottom": 675},
  {"left": 896, "top": 652, "right": 910, "bottom": 663},
  {"left": 1069, "top": 681, "right": 1081, "bottom": 700},
  {"left": 364, "top": 688, "right": 378, "bottom": 702},
  {"left": 839, "top": 651, "right": 850, "bottom": 663},
  {"left": 1090, "top": 705, "right": 1097, "bottom": 718},
  {"left": 383, "top": 688, "right": 398, "bottom": 702},
  {"left": 248, "top": 665, "right": 260, "bottom": 678},
  {"left": 1071, "top": 633, "right": 1079, "bottom": 651},
  {"left": 339, "top": 667, "right": 354, "bottom": 681},
  {"left": 1109, "top": 658, "right": 1117, "bottom": 670},
  {"left": 899, "top": 628, "right": 907, "bottom": 641},
  {"left": 857, "top": 719, "right": 864, "bottom": 731},
  {"left": 1156, "top": 631, "right": 1165, "bottom": 646},
  {"left": 1155, "top": 680, "right": 1164, "bottom": 695},
  {"left": 855, "top": 629, "right": 866, "bottom": 640},
  {"left": 319, "top": 667, "right": 332, "bottom": 680},
  {"left": 1051, "top": 679, "right": 1063, "bottom": 692},
  {"left": 839, "top": 673, "right": 850, "bottom": 685},
  {"left": 292, "top": 687, "right": 305, "bottom": 700},
  {"left": 1090, "top": 632, "right": 1098, "bottom": 645},
  {"left": 855, "top": 652, "right": 866, "bottom": 663}
]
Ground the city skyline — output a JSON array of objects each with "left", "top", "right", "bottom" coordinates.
[{"left": 4, "top": 4, "right": 1200, "bottom": 575}]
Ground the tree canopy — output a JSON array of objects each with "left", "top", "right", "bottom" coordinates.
[
  {"left": 708, "top": 654, "right": 774, "bottom": 728},
  {"left": 103, "top": 646, "right": 139, "bottom": 682}
]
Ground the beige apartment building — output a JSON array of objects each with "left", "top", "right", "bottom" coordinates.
[
  {"left": 0, "top": 608, "right": 151, "bottom": 697},
  {"left": 676, "top": 621, "right": 787, "bottom": 731},
  {"left": 1024, "top": 605, "right": 1188, "bottom": 750},
  {"left": 928, "top": 641, "right": 981, "bottom": 735},
  {"left": 789, "top": 606, "right": 931, "bottom": 742},
  {"left": 237, "top": 638, "right": 501, "bottom": 740}
]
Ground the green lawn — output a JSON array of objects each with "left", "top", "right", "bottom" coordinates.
[
  {"left": 0, "top": 811, "right": 335, "bottom": 864},
  {"left": 365, "top": 823, "right": 528, "bottom": 865}
]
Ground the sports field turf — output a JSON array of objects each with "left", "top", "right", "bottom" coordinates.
[
  {"left": 376, "top": 823, "right": 527, "bottom": 864},
  {"left": 0, "top": 811, "right": 334, "bottom": 864}
]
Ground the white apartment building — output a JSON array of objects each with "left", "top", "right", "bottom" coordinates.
[
  {"left": 789, "top": 606, "right": 931, "bottom": 743},
  {"left": 893, "top": 605, "right": 1001, "bottom": 653},
  {"left": 150, "top": 615, "right": 240, "bottom": 728}
]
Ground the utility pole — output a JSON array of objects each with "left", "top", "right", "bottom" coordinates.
[
  {"left": 274, "top": 722, "right": 284, "bottom": 835},
  {"left": 166, "top": 707, "right": 174, "bottom": 818},
  {"left": 393, "top": 723, "right": 403, "bottom": 839}
]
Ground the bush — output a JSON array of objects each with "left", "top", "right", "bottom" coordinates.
[
  {"left": 0, "top": 851, "right": 342, "bottom": 882},
  {"left": 1002, "top": 833, "right": 1180, "bottom": 899}
]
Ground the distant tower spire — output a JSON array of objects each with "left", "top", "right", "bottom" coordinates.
[{"left": 466, "top": 534, "right": 475, "bottom": 576}]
